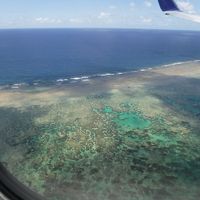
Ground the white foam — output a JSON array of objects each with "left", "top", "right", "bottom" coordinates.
[
  {"left": 11, "top": 83, "right": 27, "bottom": 89},
  {"left": 193, "top": 59, "right": 200, "bottom": 63},
  {"left": 56, "top": 78, "right": 69, "bottom": 82},
  {"left": 99, "top": 73, "right": 115, "bottom": 77},
  {"left": 4, "top": 59, "right": 200, "bottom": 89},
  {"left": 163, "top": 63, "right": 180, "bottom": 67},
  {"left": 130, "top": 70, "right": 138, "bottom": 73},
  {"left": 81, "top": 76, "right": 89, "bottom": 79},
  {"left": 13, "top": 83, "right": 25, "bottom": 86},
  {"left": 70, "top": 76, "right": 90, "bottom": 81},
  {"left": 11, "top": 86, "right": 19, "bottom": 89},
  {"left": 117, "top": 72, "right": 124, "bottom": 75},
  {"left": 162, "top": 60, "right": 200, "bottom": 68},
  {"left": 71, "top": 77, "right": 82, "bottom": 80},
  {"left": 52, "top": 59, "right": 200, "bottom": 85},
  {"left": 82, "top": 79, "right": 90, "bottom": 82},
  {"left": 56, "top": 79, "right": 65, "bottom": 82}
]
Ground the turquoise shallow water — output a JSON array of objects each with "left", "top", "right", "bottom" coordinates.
[{"left": 102, "top": 106, "right": 151, "bottom": 131}]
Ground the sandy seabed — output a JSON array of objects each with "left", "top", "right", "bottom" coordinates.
[{"left": 0, "top": 61, "right": 200, "bottom": 200}]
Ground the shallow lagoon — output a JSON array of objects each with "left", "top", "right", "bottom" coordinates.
[{"left": 0, "top": 62, "right": 200, "bottom": 200}]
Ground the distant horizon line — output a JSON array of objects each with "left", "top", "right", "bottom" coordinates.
[{"left": 0, "top": 27, "right": 200, "bottom": 32}]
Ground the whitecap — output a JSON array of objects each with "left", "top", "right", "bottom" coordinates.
[
  {"left": 56, "top": 79, "right": 65, "bottom": 82},
  {"left": 99, "top": 73, "right": 115, "bottom": 77},
  {"left": 81, "top": 76, "right": 89, "bottom": 79},
  {"left": 11, "top": 83, "right": 27, "bottom": 89},
  {"left": 162, "top": 60, "right": 196, "bottom": 68},
  {"left": 82, "top": 79, "right": 90, "bottom": 82},
  {"left": 71, "top": 77, "right": 82, "bottom": 80},
  {"left": 11, "top": 85, "right": 19, "bottom": 89}
]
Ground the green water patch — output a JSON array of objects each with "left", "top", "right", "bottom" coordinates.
[
  {"left": 102, "top": 106, "right": 113, "bottom": 113},
  {"left": 113, "top": 112, "right": 151, "bottom": 131},
  {"left": 101, "top": 105, "right": 151, "bottom": 131},
  {"left": 162, "top": 95, "right": 200, "bottom": 117}
]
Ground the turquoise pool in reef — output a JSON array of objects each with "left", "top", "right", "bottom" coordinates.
[{"left": 102, "top": 106, "right": 151, "bottom": 131}]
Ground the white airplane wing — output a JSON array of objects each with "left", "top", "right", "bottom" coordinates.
[{"left": 158, "top": 0, "right": 200, "bottom": 23}]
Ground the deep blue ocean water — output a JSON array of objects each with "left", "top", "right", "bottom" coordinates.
[{"left": 0, "top": 28, "right": 200, "bottom": 85}]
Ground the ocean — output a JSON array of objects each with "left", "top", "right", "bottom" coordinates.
[{"left": 0, "top": 28, "right": 200, "bottom": 85}]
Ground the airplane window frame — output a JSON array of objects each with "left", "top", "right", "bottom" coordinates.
[{"left": 0, "top": 163, "right": 44, "bottom": 200}]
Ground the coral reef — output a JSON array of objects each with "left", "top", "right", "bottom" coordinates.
[{"left": 0, "top": 64, "right": 200, "bottom": 200}]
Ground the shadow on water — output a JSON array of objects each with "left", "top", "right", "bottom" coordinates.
[
  {"left": 0, "top": 106, "right": 50, "bottom": 156},
  {"left": 143, "top": 71, "right": 200, "bottom": 121}
]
